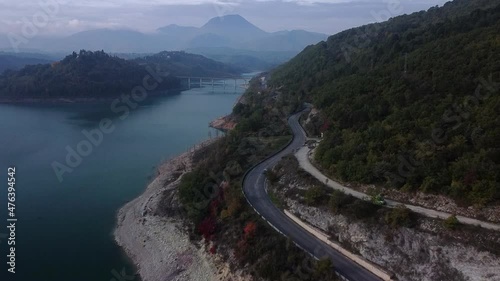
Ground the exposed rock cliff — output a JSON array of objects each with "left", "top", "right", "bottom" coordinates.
[{"left": 270, "top": 156, "right": 500, "bottom": 281}]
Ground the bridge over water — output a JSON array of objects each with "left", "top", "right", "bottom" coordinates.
[{"left": 177, "top": 76, "right": 249, "bottom": 90}]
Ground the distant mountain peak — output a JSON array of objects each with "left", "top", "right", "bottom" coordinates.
[
  {"left": 201, "top": 14, "right": 267, "bottom": 39},
  {"left": 156, "top": 24, "right": 198, "bottom": 33},
  {"left": 9, "top": 13, "right": 327, "bottom": 54},
  {"left": 203, "top": 14, "right": 263, "bottom": 30},
  {"left": 203, "top": 14, "right": 249, "bottom": 25}
]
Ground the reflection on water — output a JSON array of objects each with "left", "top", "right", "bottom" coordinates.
[{"left": 0, "top": 75, "right": 252, "bottom": 281}]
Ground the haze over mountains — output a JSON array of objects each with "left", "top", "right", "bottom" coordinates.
[
  {"left": 4, "top": 15, "right": 327, "bottom": 55},
  {"left": 0, "top": 53, "right": 52, "bottom": 74}
]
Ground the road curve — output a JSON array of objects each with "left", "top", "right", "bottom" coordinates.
[
  {"left": 296, "top": 147, "right": 500, "bottom": 232},
  {"left": 242, "top": 110, "right": 383, "bottom": 281}
]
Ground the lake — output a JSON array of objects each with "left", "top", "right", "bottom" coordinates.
[{"left": 0, "top": 75, "right": 251, "bottom": 281}]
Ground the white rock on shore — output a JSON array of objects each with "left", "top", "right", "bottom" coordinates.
[{"left": 114, "top": 144, "right": 222, "bottom": 281}]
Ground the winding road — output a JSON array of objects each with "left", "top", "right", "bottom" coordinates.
[
  {"left": 242, "top": 107, "right": 500, "bottom": 281},
  {"left": 242, "top": 110, "right": 383, "bottom": 281},
  {"left": 296, "top": 142, "right": 500, "bottom": 232}
]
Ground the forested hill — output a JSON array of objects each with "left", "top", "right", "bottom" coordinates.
[
  {"left": 0, "top": 50, "right": 244, "bottom": 100},
  {"left": 0, "top": 54, "right": 51, "bottom": 74},
  {"left": 134, "top": 51, "right": 246, "bottom": 77},
  {"left": 0, "top": 50, "right": 179, "bottom": 100},
  {"left": 270, "top": 0, "right": 500, "bottom": 205}
]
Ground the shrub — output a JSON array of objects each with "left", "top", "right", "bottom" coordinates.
[
  {"left": 443, "top": 215, "right": 460, "bottom": 230},
  {"left": 198, "top": 216, "right": 217, "bottom": 240},
  {"left": 244, "top": 221, "right": 258, "bottom": 239},
  {"left": 347, "top": 199, "right": 380, "bottom": 220},
  {"left": 315, "top": 258, "right": 332, "bottom": 273},
  {"left": 328, "top": 190, "right": 351, "bottom": 213},
  {"left": 209, "top": 245, "right": 217, "bottom": 255},
  {"left": 305, "top": 186, "right": 328, "bottom": 206},
  {"left": 266, "top": 169, "right": 280, "bottom": 184},
  {"left": 385, "top": 205, "right": 415, "bottom": 228}
]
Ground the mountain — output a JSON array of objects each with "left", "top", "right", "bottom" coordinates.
[
  {"left": 185, "top": 47, "right": 298, "bottom": 71},
  {"left": 133, "top": 51, "right": 245, "bottom": 77},
  {"left": 2, "top": 15, "right": 328, "bottom": 70},
  {"left": 33, "top": 29, "right": 172, "bottom": 53},
  {"left": 0, "top": 50, "right": 243, "bottom": 101},
  {"left": 157, "top": 24, "right": 199, "bottom": 37},
  {"left": 246, "top": 29, "right": 329, "bottom": 52},
  {"left": 0, "top": 53, "right": 52, "bottom": 74},
  {"left": 270, "top": 0, "right": 500, "bottom": 206},
  {"left": 188, "top": 33, "right": 232, "bottom": 48},
  {"left": 64, "top": 29, "right": 154, "bottom": 52},
  {"left": 200, "top": 14, "right": 268, "bottom": 40}
]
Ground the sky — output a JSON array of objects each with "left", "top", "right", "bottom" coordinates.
[{"left": 0, "top": 0, "right": 450, "bottom": 36}]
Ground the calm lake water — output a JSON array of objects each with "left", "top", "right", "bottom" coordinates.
[{"left": 0, "top": 76, "right": 251, "bottom": 281}]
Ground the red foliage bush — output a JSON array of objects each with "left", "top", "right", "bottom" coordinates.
[
  {"left": 320, "top": 120, "right": 330, "bottom": 132},
  {"left": 198, "top": 216, "right": 217, "bottom": 240},
  {"left": 244, "top": 221, "right": 257, "bottom": 239},
  {"left": 209, "top": 245, "right": 217, "bottom": 255},
  {"left": 210, "top": 198, "right": 221, "bottom": 217}
]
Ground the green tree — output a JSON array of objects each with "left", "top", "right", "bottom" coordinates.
[
  {"left": 305, "top": 186, "right": 327, "bottom": 206},
  {"left": 385, "top": 205, "right": 415, "bottom": 228},
  {"left": 443, "top": 215, "right": 460, "bottom": 230}
]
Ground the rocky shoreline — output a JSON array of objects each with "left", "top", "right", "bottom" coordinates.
[
  {"left": 209, "top": 115, "right": 237, "bottom": 132},
  {"left": 113, "top": 140, "right": 248, "bottom": 281}
]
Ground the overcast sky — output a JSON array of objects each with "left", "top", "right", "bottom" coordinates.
[{"left": 0, "top": 0, "right": 449, "bottom": 36}]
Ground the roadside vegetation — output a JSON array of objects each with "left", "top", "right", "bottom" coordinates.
[
  {"left": 171, "top": 1, "right": 500, "bottom": 279},
  {"left": 269, "top": 0, "right": 500, "bottom": 206},
  {"left": 175, "top": 77, "right": 338, "bottom": 280},
  {"left": 443, "top": 215, "right": 461, "bottom": 230},
  {"left": 269, "top": 155, "right": 500, "bottom": 257}
]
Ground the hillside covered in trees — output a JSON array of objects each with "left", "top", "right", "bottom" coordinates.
[
  {"left": 0, "top": 50, "right": 244, "bottom": 100},
  {"left": 0, "top": 50, "right": 179, "bottom": 100},
  {"left": 175, "top": 77, "right": 338, "bottom": 281},
  {"left": 0, "top": 53, "right": 52, "bottom": 74},
  {"left": 270, "top": 0, "right": 500, "bottom": 206},
  {"left": 134, "top": 51, "right": 246, "bottom": 77}
]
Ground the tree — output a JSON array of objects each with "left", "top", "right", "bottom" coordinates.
[
  {"left": 305, "top": 186, "right": 327, "bottom": 206},
  {"left": 385, "top": 205, "right": 415, "bottom": 228},
  {"left": 314, "top": 258, "right": 336, "bottom": 279},
  {"left": 268, "top": 1, "right": 500, "bottom": 206}
]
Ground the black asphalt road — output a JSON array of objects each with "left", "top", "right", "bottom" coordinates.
[{"left": 242, "top": 110, "right": 383, "bottom": 281}]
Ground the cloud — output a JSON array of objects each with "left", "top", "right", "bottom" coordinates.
[
  {"left": 68, "top": 19, "right": 80, "bottom": 27},
  {"left": 0, "top": 0, "right": 448, "bottom": 36}
]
